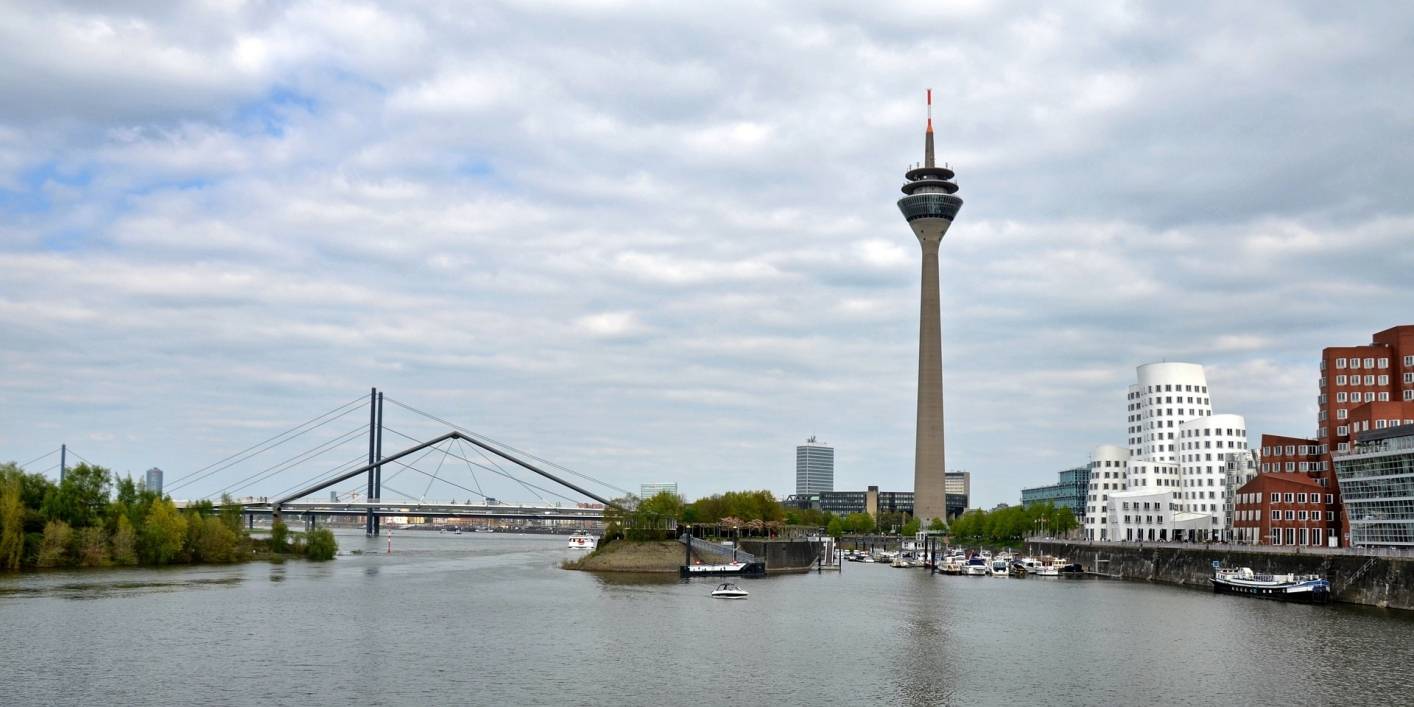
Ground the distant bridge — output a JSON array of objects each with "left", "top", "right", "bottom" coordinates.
[{"left": 159, "top": 389, "right": 627, "bottom": 535}]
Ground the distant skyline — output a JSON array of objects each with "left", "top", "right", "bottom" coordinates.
[{"left": 2, "top": 3, "right": 1412, "bottom": 509}]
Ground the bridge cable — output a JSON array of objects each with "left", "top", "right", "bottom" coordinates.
[
  {"left": 18, "top": 448, "right": 59, "bottom": 469},
  {"left": 165, "top": 395, "right": 367, "bottom": 491},
  {"left": 420, "top": 441, "right": 455, "bottom": 501},
  {"left": 383, "top": 397, "right": 632, "bottom": 497},
  {"left": 205, "top": 424, "right": 369, "bottom": 499},
  {"left": 270, "top": 452, "right": 368, "bottom": 502},
  {"left": 452, "top": 438, "right": 486, "bottom": 498},
  {"left": 458, "top": 436, "right": 540, "bottom": 502},
  {"left": 381, "top": 427, "right": 580, "bottom": 505}
]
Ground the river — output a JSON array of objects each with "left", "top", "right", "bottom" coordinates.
[{"left": 2, "top": 530, "right": 1411, "bottom": 706}]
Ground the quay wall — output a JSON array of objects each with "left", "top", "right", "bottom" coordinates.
[
  {"left": 739, "top": 540, "right": 824, "bottom": 573},
  {"left": 1028, "top": 540, "right": 1414, "bottom": 611}
]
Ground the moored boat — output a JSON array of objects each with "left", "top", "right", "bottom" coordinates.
[{"left": 1211, "top": 566, "right": 1330, "bottom": 604}]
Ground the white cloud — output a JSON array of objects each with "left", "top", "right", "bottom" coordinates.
[{"left": 0, "top": 1, "right": 1411, "bottom": 507}]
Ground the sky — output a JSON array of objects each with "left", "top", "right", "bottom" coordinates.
[{"left": 2, "top": 1, "right": 1412, "bottom": 509}]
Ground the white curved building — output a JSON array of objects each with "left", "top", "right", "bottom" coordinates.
[
  {"left": 1087, "top": 362, "right": 1251, "bottom": 541},
  {"left": 1083, "top": 444, "right": 1129, "bottom": 540}
]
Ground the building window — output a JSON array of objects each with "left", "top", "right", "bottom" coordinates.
[
  {"left": 1336, "top": 358, "right": 1347, "bottom": 369},
  {"left": 1297, "top": 493, "right": 1307, "bottom": 503},
  {"left": 1284, "top": 493, "right": 1294, "bottom": 503},
  {"left": 1336, "top": 375, "right": 1347, "bottom": 385},
  {"left": 1271, "top": 510, "right": 1279, "bottom": 520},
  {"left": 1378, "top": 375, "right": 1389, "bottom": 386},
  {"left": 1365, "top": 375, "right": 1376, "bottom": 386},
  {"left": 1326, "top": 511, "right": 1335, "bottom": 521},
  {"left": 1325, "top": 494, "right": 1333, "bottom": 504},
  {"left": 1364, "top": 357, "right": 1374, "bottom": 368},
  {"left": 1379, "top": 358, "right": 1389, "bottom": 368},
  {"left": 1270, "top": 492, "right": 1279, "bottom": 503},
  {"left": 1405, "top": 355, "right": 1414, "bottom": 367}
]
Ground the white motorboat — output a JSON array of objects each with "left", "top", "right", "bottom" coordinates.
[
  {"left": 990, "top": 558, "right": 1010, "bottom": 576},
  {"left": 566, "top": 532, "right": 598, "bottom": 551},
  {"left": 963, "top": 556, "right": 989, "bottom": 576},
  {"left": 710, "top": 582, "right": 749, "bottom": 599}
]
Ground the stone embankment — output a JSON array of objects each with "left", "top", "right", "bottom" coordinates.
[
  {"left": 1029, "top": 540, "right": 1414, "bottom": 611},
  {"left": 738, "top": 540, "right": 827, "bottom": 573}
]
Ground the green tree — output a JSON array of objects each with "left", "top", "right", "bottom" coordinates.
[
  {"left": 110, "top": 514, "right": 138, "bottom": 566},
  {"left": 928, "top": 517, "right": 947, "bottom": 532},
  {"left": 0, "top": 474, "right": 25, "bottom": 570},
  {"left": 826, "top": 517, "right": 844, "bottom": 538},
  {"left": 305, "top": 528, "right": 338, "bottom": 561},
  {"left": 187, "top": 514, "right": 241, "bottom": 563},
  {"left": 844, "top": 512, "right": 875, "bottom": 534},
  {"left": 270, "top": 519, "right": 290, "bottom": 553},
  {"left": 40, "top": 463, "right": 112, "bottom": 528},
  {"left": 1052, "top": 507, "right": 1078, "bottom": 536},
  {"left": 140, "top": 499, "right": 187, "bottom": 565},
  {"left": 75, "top": 526, "right": 109, "bottom": 567},
  {"left": 902, "top": 517, "right": 921, "bottom": 536},
  {"left": 37, "top": 520, "right": 74, "bottom": 567}
]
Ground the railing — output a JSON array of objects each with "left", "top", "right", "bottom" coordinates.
[{"left": 680, "top": 534, "right": 760, "bottom": 564}]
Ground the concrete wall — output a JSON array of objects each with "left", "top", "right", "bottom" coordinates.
[
  {"left": 1029, "top": 540, "right": 1414, "bottom": 611},
  {"left": 739, "top": 540, "right": 824, "bottom": 573}
]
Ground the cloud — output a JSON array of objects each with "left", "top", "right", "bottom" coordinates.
[{"left": 0, "top": 1, "right": 1411, "bottom": 508}]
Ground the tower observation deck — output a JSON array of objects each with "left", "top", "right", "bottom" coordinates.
[{"left": 897, "top": 89, "right": 963, "bottom": 524}]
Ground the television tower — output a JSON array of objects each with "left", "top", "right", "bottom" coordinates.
[{"left": 897, "top": 89, "right": 963, "bottom": 523}]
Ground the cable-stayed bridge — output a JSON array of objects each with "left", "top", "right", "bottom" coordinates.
[{"left": 157, "top": 389, "right": 628, "bottom": 534}]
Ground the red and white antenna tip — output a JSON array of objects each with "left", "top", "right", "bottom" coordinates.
[{"left": 926, "top": 88, "right": 933, "bottom": 132}]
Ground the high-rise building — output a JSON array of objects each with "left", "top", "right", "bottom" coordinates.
[
  {"left": 1251, "top": 325, "right": 1414, "bottom": 546},
  {"left": 795, "top": 437, "right": 834, "bottom": 495},
  {"left": 640, "top": 482, "right": 679, "bottom": 500},
  {"left": 944, "top": 471, "right": 970, "bottom": 504},
  {"left": 897, "top": 89, "right": 964, "bottom": 524},
  {"left": 144, "top": 467, "right": 163, "bottom": 495},
  {"left": 1084, "top": 362, "right": 1251, "bottom": 542}
]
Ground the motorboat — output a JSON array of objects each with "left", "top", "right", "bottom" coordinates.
[
  {"left": 566, "top": 532, "right": 598, "bottom": 551},
  {"left": 1212, "top": 567, "right": 1330, "bottom": 604},
  {"left": 1017, "top": 556, "right": 1042, "bottom": 574},
  {"left": 1008, "top": 561, "right": 1028, "bottom": 577},
  {"left": 990, "top": 558, "right": 1010, "bottom": 576},
  {"left": 710, "top": 582, "right": 750, "bottom": 599},
  {"left": 963, "top": 556, "right": 989, "bottom": 576}
]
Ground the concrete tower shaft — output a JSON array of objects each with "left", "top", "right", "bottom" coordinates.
[{"left": 896, "top": 90, "right": 963, "bottom": 524}]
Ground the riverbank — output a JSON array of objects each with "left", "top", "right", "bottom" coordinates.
[
  {"left": 563, "top": 539, "right": 701, "bottom": 573},
  {"left": 1029, "top": 540, "right": 1414, "bottom": 611}
]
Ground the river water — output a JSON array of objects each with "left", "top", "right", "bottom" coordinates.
[{"left": 2, "top": 531, "right": 1411, "bottom": 706}]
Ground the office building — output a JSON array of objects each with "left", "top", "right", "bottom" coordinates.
[
  {"left": 144, "top": 467, "right": 163, "bottom": 495},
  {"left": 795, "top": 437, "right": 834, "bottom": 495},
  {"left": 1021, "top": 466, "right": 1090, "bottom": 517},
  {"left": 1083, "top": 362, "right": 1252, "bottom": 542},
  {"left": 945, "top": 471, "right": 970, "bottom": 505},
  {"left": 897, "top": 90, "right": 964, "bottom": 523},
  {"left": 1257, "top": 324, "right": 1414, "bottom": 545},
  {"left": 640, "top": 482, "right": 679, "bottom": 500},
  {"left": 1334, "top": 424, "right": 1414, "bottom": 546}
]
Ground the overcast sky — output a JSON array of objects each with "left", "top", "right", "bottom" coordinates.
[{"left": 2, "top": 1, "right": 1411, "bottom": 508}]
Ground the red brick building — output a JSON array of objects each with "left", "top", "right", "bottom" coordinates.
[
  {"left": 1232, "top": 473, "right": 1332, "bottom": 546},
  {"left": 1258, "top": 325, "right": 1414, "bottom": 545}
]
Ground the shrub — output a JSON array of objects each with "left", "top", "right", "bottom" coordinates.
[
  {"left": 37, "top": 520, "right": 74, "bottom": 568},
  {"left": 305, "top": 528, "right": 337, "bottom": 561}
]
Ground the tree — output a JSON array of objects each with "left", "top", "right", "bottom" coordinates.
[
  {"left": 140, "top": 499, "right": 187, "bottom": 565},
  {"left": 37, "top": 520, "right": 74, "bottom": 568},
  {"left": 0, "top": 474, "right": 24, "bottom": 570},
  {"left": 826, "top": 517, "right": 844, "bottom": 538},
  {"left": 270, "top": 519, "right": 290, "bottom": 553},
  {"left": 844, "top": 512, "right": 875, "bottom": 534},
  {"left": 40, "top": 463, "right": 111, "bottom": 528},
  {"left": 902, "top": 517, "right": 921, "bottom": 536},
  {"left": 1052, "top": 507, "right": 1078, "bottom": 536},
  {"left": 186, "top": 515, "right": 241, "bottom": 563},
  {"left": 305, "top": 528, "right": 337, "bottom": 561},
  {"left": 928, "top": 517, "right": 947, "bottom": 533},
  {"left": 75, "top": 526, "right": 109, "bottom": 567},
  {"left": 110, "top": 514, "right": 138, "bottom": 566}
]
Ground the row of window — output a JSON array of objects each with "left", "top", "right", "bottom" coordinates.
[
  {"left": 1131, "top": 384, "right": 1208, "bottom": 397},
  {"left": 1261, "top": 461, "right": 1332, "bottom": 473},
  {"left": 1267, "top": 527, "right": 1325, "bottom": 546},
  {"left": 1235, "top": 492, "right": 1334, "bottom": 505},
  {"left": 1332, "top": 357, "right": 1390, "bottom": 369},
  {"left": 1181, "top": 427, "right": 1244, "bottom": 438},
  {"left": 1263, "top": 444, "right": 1323, "bottom": 456}
]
